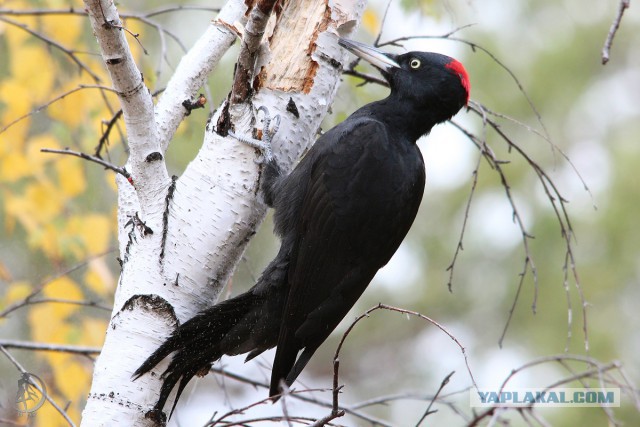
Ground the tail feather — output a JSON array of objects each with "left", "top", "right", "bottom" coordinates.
[
  {"left": 134, "top": 252, "right": 289, "bottom": 418},
  {"left": 269, "top": 343, "right": 318, "bottom": 398},
  {"left": 132, "top": 291, "right": 261, "bottom": 416}
]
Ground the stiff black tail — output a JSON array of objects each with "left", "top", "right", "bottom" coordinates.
[
  {"left": 132, "top": 290, "right": 262, "bottom": 418},
  {"left": 269, "top": 342, "right": 318, "bottom": 398}
]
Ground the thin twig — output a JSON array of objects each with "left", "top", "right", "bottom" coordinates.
[
  {"left": 445, "top": 153, "right": 482, "bottom": 292},
  {"left": 0, "top": 85, "right": 116, "bottom": 136},
  {"left": 3, "top": 297, "right": 111, "bottom": 312},
  {"left": 210, "top": 367, "right": 392, "bottom": 426},
  {"left": 40, "top": 148, "right": 132, "bottom": 182},
  {"left": 0, "top": 249, "right": 116, "bottom": 319},
  {"left": 335, "top": 304, "right": 477, "bottom": 390},
  {"left": 0, "top": 15, "right": 101, "bottom": 81},
  {"left": 602, "top": 0, "right": 630, "bottom": 64},
  {"left": 96, "top": 0, "right": 148, "bottom": 55},
  {"left": 415, "top": 371, "right": 455, "bottom": 426},
  {"left": 0, "top": 340, "right": 101, "bottom": 356}
]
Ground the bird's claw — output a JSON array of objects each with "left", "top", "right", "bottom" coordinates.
[{"left": 229, "top": 106, "right": 280, "bottom": 162}]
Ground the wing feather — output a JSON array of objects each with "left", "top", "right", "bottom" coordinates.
[{"left": 270, "top": 118, "right": 425, "bottom": 394}]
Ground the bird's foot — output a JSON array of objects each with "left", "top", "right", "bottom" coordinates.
[{"left": 229, "top": 106, "right": 280, "bottom": 162}]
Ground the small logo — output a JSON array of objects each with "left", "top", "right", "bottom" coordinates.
[
  {"left": 470, "top": 387, "right": 621, "bottom": 408},
  {"left": 15, "top": 372, "right": 47, "bottom": 415}
]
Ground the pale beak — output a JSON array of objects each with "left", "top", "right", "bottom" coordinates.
[{"left": 338, "top": 38, "right": 400, "bottom": 71}]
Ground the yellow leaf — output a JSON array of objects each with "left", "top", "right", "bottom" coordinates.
[
  {"left": 56, "top": 155, "right": 86, "bottom": 197},
  {"left": 0, "top": 77, "right": 33, "bottom": 118},
  {"left": 26, "top": 277, "right": 86, "bottom": 326},
  {"left": 34, "top": 223, "right": 65, "bottom": 260},
  {"left": 0, "top": 261, "right": 13, "bottom": 281},
  {"left": 29, "top": 304, "right": 63, "bottom": 343},
  {"left": 42, "top": 14, "right": 83, "bottom": 46},
  {"left": 0, "top": 150, "right": 31, "bottom": 182},
  {"left": 3, "top": 281, "right": 31, "bottom": 306},
  {"left": 34, "top": 388, "right": 80, "bottom": 427},
  {"left": 77, "top": 214, "right": 112, "bottom": 255},
  {"left": 47, "top": 82, "right": 91, "bottom": 128},
  {"left": 29, "top": 181, "right": 65, "bottom": 221},
  {"left": 9, "top": 45, "right": 55, "bottom": 102},
  {"left": 7, "top": 181, "right": 64, "bottom": 228},
  {"left": 5, "top": 191, "right": 37, "bottom": 233},
  {"left": 53, "top": 357, "right": 91, "bottom": 401},
  {"left": 82, "top": 317, "right": 109, "bottom": 347},
  {"left": 0, "top": 123, "right": 53, "bottom": 185},
  {"left": 362, "top": 8, "right": 380, "bottom": 35},
  {"left": 26, "top": 134, "right": 62, "bottom": 173},
  {"left": 46, "top": 276, "right": 83, "bottom": 309},
  {"left": 3, "top": 16, "right": 37, "bottom": 46},
  {"left": 85, "top": 258, "right": 115, "bottom": 296},
  {"left": 0, "top": 113, "right": 30, "bottom": 155},
  {"left": 106, "top": 173, "right": 119, "bottom": 192}
]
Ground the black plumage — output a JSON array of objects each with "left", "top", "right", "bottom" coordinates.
[{"left": 133, "top": 37, "right": 470, "bottom": 420}]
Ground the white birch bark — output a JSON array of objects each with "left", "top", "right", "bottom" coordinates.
[{"left": 81, "top": 0, "right": 365, "bottom": 425}]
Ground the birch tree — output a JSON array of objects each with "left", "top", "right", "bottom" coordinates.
[{"left": 78, "top": 0, "right": 365, "bottom": 424}]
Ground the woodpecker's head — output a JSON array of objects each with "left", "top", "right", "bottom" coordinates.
[{"left": 339, "top": 38, "right": 470, "bottom": 125}]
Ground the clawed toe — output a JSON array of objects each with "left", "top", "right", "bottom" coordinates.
[{"left": 229, "top": 106, "right": 280, "bottom": 162}]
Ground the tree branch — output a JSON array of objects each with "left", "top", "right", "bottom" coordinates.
[
  {"left": 602, "top": 0, "right": 630, "bottom": 64},
  {"left": 0, "top": 340, "right": 101, "bottom": 356},
  {"left": 40, "top": 147, "right": 132, "bottom": 182},
  {"left": 155, "top": 0, "right": 248, "bottom": 151},
  {"left": 83, "top": 0, "right": 167, "bottom": 209},
  {"left": 334, "top": 304, "right": 478, "bottom": 391},
  {"left": 230, "top": 0, "right": 278, "bottom": 105}
]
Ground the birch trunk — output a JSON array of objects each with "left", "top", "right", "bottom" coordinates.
[{"left": 81, "top": 0, "right": 365, "bottom": 424}]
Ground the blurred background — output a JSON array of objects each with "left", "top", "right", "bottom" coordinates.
[{"left": 1, "top": 0, "right": 639, "bottom": 425}]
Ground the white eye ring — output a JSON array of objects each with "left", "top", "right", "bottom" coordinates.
[{"left": 410, "top": 58, "right": 421, "bottom": 69}]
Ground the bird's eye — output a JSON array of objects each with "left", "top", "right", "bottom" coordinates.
[{"left": 410, "top": 58, "right": 421, "bottom": 69}]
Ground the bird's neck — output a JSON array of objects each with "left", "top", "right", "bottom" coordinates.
[{"left": 357, "top": 96, "right": 441, "bottom": 142}]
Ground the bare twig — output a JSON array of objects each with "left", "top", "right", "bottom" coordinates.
[
  {"left": 310, "top": 357, "right": 346, "bottom": 427},
  {"left": 343, "top": 69, "right": 388, "bottom": 87},
  {"left": 415, "top": 371, "right": 455, "bottom": 426},
  {"left": 210, "top": 367, "right": 392, "bottom": 426},
  {"left": 0, "top": 15, "right": 101, "bottom": 81},
  {"left": 0, "top": 340, "right": 101, "bottom": 356},
  {"left": 0, "top": 250, "right": 116, "bottom": 319},
  {"left": 95, "top": 88, "right": 165, "bottom": 157},
  {"left": 96, "top": 0, "right": 148, "bottom": 55},
  {"left": 602, "top": 0, "right": 631, "bottom": 64},
  {"left": 335, "top": 304, "right": 477, "bottom": 390},
  {"left": 0, "top": 85, "right": 116, "bottom": 136},
  {"left": 40, "top": 147, "right": 132, "bottom": 182},
  {"left": 3, "top": 297, "right": 110, "bottom": 312},
  {"left": 142, "top": 5, "right": 220, "bottom": 18},
  {"left": 445, "top": 153, "right": 482, "bottom": 292},
  {"left": 206, "top": 387, "right": 339, "bottom": 427},
  {"left": 447, "top": 118, "right": 538, "bottom": 345}
]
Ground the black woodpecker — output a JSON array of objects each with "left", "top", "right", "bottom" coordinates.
[{"left": 133, "top": 37, "right": 471, "bottom": 420}]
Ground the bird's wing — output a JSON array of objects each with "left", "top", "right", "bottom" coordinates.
[{"left": 269, "top": 118, "right": 425, "bottom": 395}]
